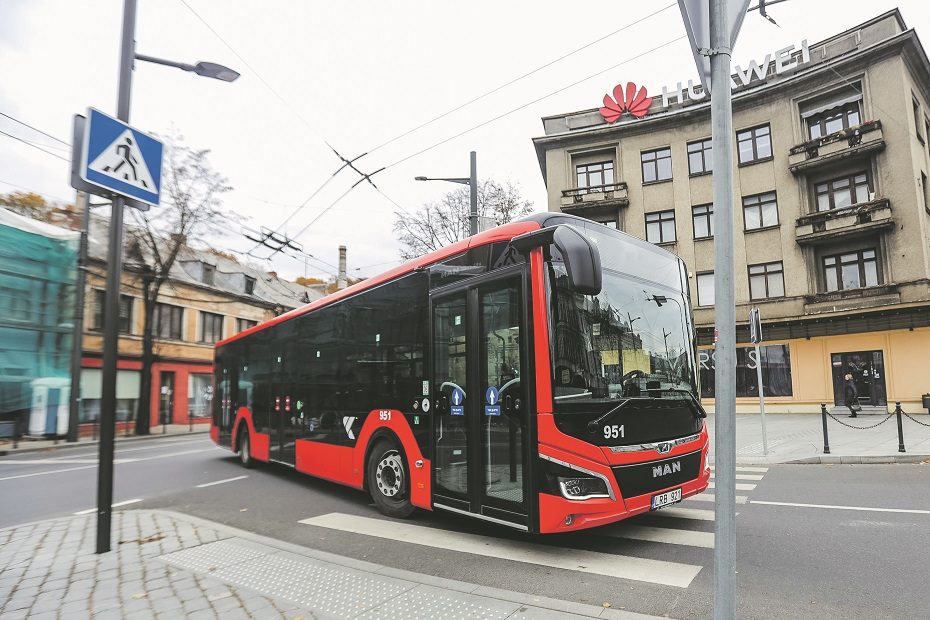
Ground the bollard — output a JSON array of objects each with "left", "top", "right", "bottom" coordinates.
[
  {"left": 820, "top": 403, "right": 831, "bottom": 454},
  {"left": 895, "top": 402, "right": 906, "bottom": 453}
]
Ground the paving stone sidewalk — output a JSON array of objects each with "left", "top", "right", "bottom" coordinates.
[{"left": 0, "top": 510, "right": 659, "bottom": 620}]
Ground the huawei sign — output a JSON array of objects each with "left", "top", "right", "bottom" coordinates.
[{"left": 599, "top": 82, "right": 652, "bottom": 123}]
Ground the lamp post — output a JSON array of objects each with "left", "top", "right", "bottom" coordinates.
[
  {"left": 95, "top": 0, "right": 238, "bottom": 555},
  {"left": 415, "top": 150, "right": 478, "bottom": 236}
]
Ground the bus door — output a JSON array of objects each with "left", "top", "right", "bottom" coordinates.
[
  {"left": 271, "top": 347, "right": 297, "bottom": 465},
  {"left": 431, "top": 274, "right": 529, "bottom": 529}
]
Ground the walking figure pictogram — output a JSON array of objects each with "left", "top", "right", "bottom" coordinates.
[{"left": 103, "top": 137, "right": 148, "bottom": 188}]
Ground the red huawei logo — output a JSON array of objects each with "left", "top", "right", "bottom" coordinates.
[{"left": 599, "top": 82, "right": 652, "bottom": 123}]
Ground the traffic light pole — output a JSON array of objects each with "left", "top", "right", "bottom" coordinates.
[
  {"left": 96, "top": 0, "right": 136, "bottom": 555},
  {"left": 710, "top": 0, "right": 737, "bottom": 616}
]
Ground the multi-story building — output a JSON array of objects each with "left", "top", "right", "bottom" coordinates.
[
  {"left": 79, "top": 216, "right": 324, "bottom": 431},
  {"left": 533, "top": 10, "right": 930, "bottom": 412}
]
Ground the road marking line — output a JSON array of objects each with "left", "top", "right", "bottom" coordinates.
[
  {"left": 73, "top": 498, "right": 142, "bottom": 515},
  {"left": 707, "top": 482, "right": 756, "bottom": 491},
  {"left": 684, "top": 493, "right": 749, "bottom": 504},
  {"left": 644, "top": 507, "right": 716, "bottom": 521},
  {"left": 0, "top": 448, "right": 213, "bottom": 482},
  {"left": 710, "top": 466, "right": 768, "bottom": 473},
  {"left": 0, "top": 459, "right": 135, "bottom": 465},
  {"left": 600, "top": 524, "right": 714, "bottom": 548},
  {"left": 300, "top": 512, "right": 703, "bottom": 588},
  {"left": 0, "top": 464, "right": 98, "bottom": 481},
  {"left": 750, "top": 500, "right": 930, "bottom": 515},
  {"left": 196, "top": 475, "right": 248, "bottom": 488},
  {"left": 710, "top": 473, "right": 764, "bottom": 481},
  {"left": 49, "top": 438, "right": 206, "bottom": 461}
]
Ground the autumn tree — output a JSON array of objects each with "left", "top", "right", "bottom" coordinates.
[
  {"left": 125, "top": 138, "right": 231, "bottom": 435},
  {"left": 392, "top": 179, "right": 534, "bottom": 260}
]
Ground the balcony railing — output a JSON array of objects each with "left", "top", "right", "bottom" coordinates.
[
  {"left": 788, "top": 120, "right": 884, "bottom": 174},
  {"left": 795, "top": 198, "right": 893, "bottom": 245},
  {"left": 561, "top": 181, "right": 629, "bottom": 207}
]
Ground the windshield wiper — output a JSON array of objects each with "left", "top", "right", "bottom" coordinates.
[{"left": 661, "top": 388, "right": 707, "bottom": 419}]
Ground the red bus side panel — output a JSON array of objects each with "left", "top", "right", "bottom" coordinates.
[{"left": 231, "top": 407, "right": 270, "bottom": 462}]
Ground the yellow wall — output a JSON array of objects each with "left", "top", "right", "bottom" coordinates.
[{"left": 700, "top": 327, "right": 930, "bottom": 413}]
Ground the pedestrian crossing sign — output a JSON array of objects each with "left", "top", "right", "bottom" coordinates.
[{"left": 80, "top": 108, "right": 163, "bottom": 207}]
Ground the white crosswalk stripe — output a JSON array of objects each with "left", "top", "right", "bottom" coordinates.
[
  {"left": 646, "top": 506, "right": 716, "bottom": 521},
  {"left": 710, "top": 473, "right": 764, "bottom": 481},
  {"left": 710, "top": 465, "right": 769, "bottom": 473},
  {"left": 707, "top": 481, "right": 757, "bottom": 491},
  {"left": 301, "top": 512, "right": 704, "bottom": 588},
  {"left": 600, "top": 523, "right": 714, "bottom": 548},
  {"left": 685, "top": 492, "right": 749, "bottom": 504}
]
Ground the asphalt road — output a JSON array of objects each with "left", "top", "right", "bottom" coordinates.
[{"left": 1, "top": 435, "right": 928, "bottom": 619}]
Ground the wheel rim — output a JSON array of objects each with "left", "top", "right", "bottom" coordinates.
[
  {"left": 375, "top": 450, "right": 404, "bottom": 498},
  {"left": 241, "top": 435, "right": 249, "bottom": 464}
]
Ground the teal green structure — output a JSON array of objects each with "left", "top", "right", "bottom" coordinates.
[{"left": 0, "top": 207, "right": 78, "bottom": 436}]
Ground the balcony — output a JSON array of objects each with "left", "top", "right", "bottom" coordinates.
[
  {"left": 560, "top": 181, "right": 629, "bottom": 219},
  {"left": 804, "top": 283, "right": 900, "bottom": 314},
  {"left": 788, "top": 120, "right": 884, "bottom": 174},
  {"left": 795, "top": 198, "right": 893, "bottom": 245}
]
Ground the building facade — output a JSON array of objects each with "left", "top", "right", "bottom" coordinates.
[
  {"left": 533, "top": 10, "right": 930, "bottom": 412},
  {"left": 79, "top": 216, "right": 324, "bottom": 432}
]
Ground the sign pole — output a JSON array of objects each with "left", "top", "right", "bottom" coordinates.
[
  {"left": 469, "top": 151, "right": 478, "bottom": 236},
  {"left": 709, "top": 0, "right": 737, "bottom": 617},
  {"left": 750, "top": 307, "right": 769, "bottom": 455},
  {"left": 96, "top": 0, "right": 136, "bottom": 555}
]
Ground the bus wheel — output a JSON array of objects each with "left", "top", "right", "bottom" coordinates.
[
  {"left": 238, "top": 427, "right": 254, "bottom": 469},
  {"left": 367, "top": 439, "right": 415, "bottom": 518}
]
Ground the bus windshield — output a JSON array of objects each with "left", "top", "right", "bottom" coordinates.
[{"left": 548, "top": 227, "right": 697, "bottom": 407}]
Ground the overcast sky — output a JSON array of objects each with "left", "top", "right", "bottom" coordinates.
[{"left": 2, "top": 1, "right": 928, "bottom": 282}]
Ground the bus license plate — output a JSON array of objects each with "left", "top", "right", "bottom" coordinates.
[{"left": 651, "top": 487, "right": 682, "bottom": 510}]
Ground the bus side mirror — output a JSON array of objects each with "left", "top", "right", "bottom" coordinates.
[{"left": 511, "top": 225, "right": 602, "bottom": 295}]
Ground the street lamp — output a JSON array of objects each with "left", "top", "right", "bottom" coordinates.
[
  {"left": 94, "top": 0, "right": 239, "bottom": 555},
  {"left": 415, "top": 150, "right": 478, "bottom": 236}
]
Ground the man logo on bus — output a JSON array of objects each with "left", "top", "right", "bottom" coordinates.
[
  {"left": 652, "top": 461, "right": 681, "bottom": 478},
  {"left": 599, "top": 82, "right": 653, "bottom": 123}
]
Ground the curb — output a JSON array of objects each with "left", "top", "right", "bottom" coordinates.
[
  {"left": 785, "top": 454, "right": 930, "bottom": 464},
  {"left": 0, "top": 427, "right": 209, "bottom": 456}
]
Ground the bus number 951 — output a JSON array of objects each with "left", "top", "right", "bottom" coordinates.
[
  {"left": 379, "top": 410, "right": 392, "bottom": 421},
  {"left": 603, "top": 424, "right": 625, "bottom": 439}
]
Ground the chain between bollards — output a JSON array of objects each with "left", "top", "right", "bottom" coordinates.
[
  {"left": 820, "top": 403, "right": 830, "bottom": 454},
  {"left": 895, "top": 401, "right": 906, "bottom": 453}
]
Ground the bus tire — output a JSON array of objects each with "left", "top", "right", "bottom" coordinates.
[
  {"left": 367, "top": 438, "right": 415, "bottom": 518},
  {"left": 238, "top": 427, "right": 254, "bottom": 469}
]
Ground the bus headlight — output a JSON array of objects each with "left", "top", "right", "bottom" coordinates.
[{"left": 557, "top": 476, "right": 610, "bottom": 500}]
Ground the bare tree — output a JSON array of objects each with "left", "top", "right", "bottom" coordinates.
[
  {"left": 126, "top": 137, "right": 231, "bottom": 435},
  {"left": 392, "top": 179, "right": 534, "bottom": 260}
]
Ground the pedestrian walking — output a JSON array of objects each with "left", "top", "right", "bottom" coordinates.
[{"left": 844, "top": 373, "right": 861, "bottom": 418}]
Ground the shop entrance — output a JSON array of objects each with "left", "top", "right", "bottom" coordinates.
[{"left": 831, "top": 351, "right": 887, "bottom": 407}]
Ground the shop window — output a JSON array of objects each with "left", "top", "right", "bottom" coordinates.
[
  {"left": 696, "top": 272, "right": 714, "bottom": 306},
  {"left": 736, "top": 124, "right": 772, "bottom": 164},
  {"left": 576, "top": 160, "right": 615, "bottom": 192},
  {"left": 641, "top": 147, "right": 672, "bottom": 183},
  {"left": 692, "top": 204, "right": 713, "bottom": 239},
  {"left": 814, "top": 172, "right": 870, "bottom": 212},
  {"left": 742, "top": 192, "right": 779, "bottom": 230},
  {"left": 188, "top": 373, "right": 213, "bottom": 420},
  {"left": 699, "top": 345, "right": 793, "bottom": 398},
  {"left": 748, "top": 261, "right": 785, "bottom": 300},
  {"left": 687, "top": 138, "right": 713, "bottom": 175},
  {"left": 200, "top": 311, "right": 225, "bottom": 344},
  {"left": 645, "top": 210, "right": 676, "bottom": 243},
  {"left": 822, "top": 248, "right": 879, "bottom": 292}
]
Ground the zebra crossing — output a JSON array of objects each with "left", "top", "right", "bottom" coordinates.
[{"left": 300, "top": 465, "right": 768, "bottom": 590}]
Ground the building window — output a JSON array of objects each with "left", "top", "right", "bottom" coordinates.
[
  {"left": 923, "top": 118, "right": 929, "bottom": 154},
  {"left": 244, "top": 276, "right": 256, "bottom": 295},
  {"left": 736, "top": 124, "right": 772, "bottom": 164},
  {"left": 922, "top": 172, "right": 929, "bottom": 215},
  {"left": 202, "top": 263, "right": 216, "bottom": 286},
  {"left": 93, "top": 290, "right": 133, "bottom": 334},
  {"left": 645, "top": 210, "right": 676, "bottom": 243},
  {"left": 696, "top": 272, "right": 714, "bottom": 306},
  {"left": 748, "top": 261, "right": 785, "bottom": 300},
  {"left": 576, "top": 161, "right": 615, "bottom": 191},
  {"left": 823, "top": 249, "right": 879, "bottom": 292},
  {"left": 687, "top": 138, "right": 713, "bottom": 175},
  {"left": 153, "top": 303, "right": 184, "bottom": 340},
  {"left": 236, "top": 318, "right": 258, "bottom": 333},
  {"left": 641, "top": 147, "right": 672, "bottom": 183},
  {"left": 914, "top": 98, "right": 924, "bottom": 143},
  {"left": 815, "top": 172, "right": 870, "bottom": 212},
  {"left": 200, "top": 311, "right": 224, "bottom": 343},
  {"left": 807, "top": 101, "right": 861, "bottom": 139},
  {"left": 742, "top": 192, "right": 779, "bottom": 230},
  {"left": 692, "top": 204, "right": 713, "bottom": 239}
]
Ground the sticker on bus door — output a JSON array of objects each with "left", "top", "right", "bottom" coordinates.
[
  {"left": 450, "top": 387, "right": 464, "bottom": 416},
  {"left": 484, "top": 386, "right": 500, "bottom": 416}
]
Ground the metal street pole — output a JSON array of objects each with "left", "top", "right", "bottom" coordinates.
[
  {"left": 67, "top": 191, "right": 90, "bottom": 443},
  {"left": 469, "top": 151, "right": 478, "bottom": 236},
  {"left": 710, "top": 0, "right": 737, "bottom": 616},
  {"left": 96, "top": 0, "right": 136, "bottom": 555},
  {"left": 754, "top": 341, "right": 769, "bottom": 455}
]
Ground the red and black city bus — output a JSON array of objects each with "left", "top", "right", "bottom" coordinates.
[{"left": 210, "top": 213, "right": 709, "bottom": 533}]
